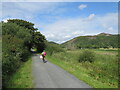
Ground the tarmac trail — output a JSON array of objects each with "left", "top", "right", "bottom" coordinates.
[{"left": 32, "top": 54, "right": 92, "bottom": 88}]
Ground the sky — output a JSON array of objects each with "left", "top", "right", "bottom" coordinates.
[{"left": 1, "top": 1, "right": 118, "bottom": 44}]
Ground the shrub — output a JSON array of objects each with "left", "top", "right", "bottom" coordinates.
[
  {"left": 2, "top": 19, "right": 47, "bottom": 88},
  {"left": 46, "top": 42, "right": 65, "bottom": 55},
  {"left": 20, "top": 47, "right": 31, "bottom": 62},
  {"left": 79, "top": 50, "right": 95, "bottom": 63},
  {"left": 2, "top": 35, "right": 24, "bottom": 87}
]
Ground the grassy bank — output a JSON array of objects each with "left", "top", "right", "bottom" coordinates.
[
  {"left": 6, "top": 58, "right": 33, "bottom": 88},
  {"left": 46, "top": 49, "right": 118, "bottom": 88}
]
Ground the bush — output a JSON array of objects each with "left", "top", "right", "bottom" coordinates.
[
  {"left": 46, "top": 42, "right": 65, "bottom": 55},
  {"left": 2, "top": 20, "right": 33, "bottom": 87},
  {"left": 2, "top": 35, "right": 23, "bottom": 87},
  {"left": 79, "top": 50, "right": 95, "bottom": 63},
  {"left": 20, "top": 48, "right": 31, "bottom": 62}
]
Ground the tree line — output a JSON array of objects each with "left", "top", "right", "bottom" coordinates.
[
  {"left": 2, "top": 19, "right": 46, "bottom": 87},
  {"left": 61, "top": 35, "right": 118, "bottom": 50}
]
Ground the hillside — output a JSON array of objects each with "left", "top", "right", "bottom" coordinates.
[
  {"left": 48, "top": 41, "right": 60, "bottom": 45},
  {"left": 61, "top": 33, "right": 118, "bottom": 50}
]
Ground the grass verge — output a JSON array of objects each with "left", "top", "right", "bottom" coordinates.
[
  {"left": 6, "top": 57, "right": 33, "bottom": 88},
  {"left": 46, "top": 52, "right": 118, "bottom": 88}
]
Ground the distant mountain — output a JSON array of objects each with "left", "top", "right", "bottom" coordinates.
[
  {"left": 48, "top": 41, "right": 59, "bottom": 45},
  {"left": 96, "top": 33, "right": 112, "bottom": 36},
  {"left": 61, "top": 33, "right": 118, "bottom": 50}
]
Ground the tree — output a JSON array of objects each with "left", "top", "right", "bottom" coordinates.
[
  {"left": 8, "top": 19, "right": 37, "bottom": 31},
  {"left": 33, "top": 32, "right": 46, "bottom": 52},
  {"left": 7, "top": 19, "right": 46, "bottom": 51},
  {"left": 2, "top": 19, "right": 46, "bottom": 87}
]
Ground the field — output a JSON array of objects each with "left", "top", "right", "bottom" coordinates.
[{"left": 46, "top": 49, "right": 118, "bottom": 88}]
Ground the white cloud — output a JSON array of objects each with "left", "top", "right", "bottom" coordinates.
[
  {"left": 15, "top": 2, "right": 57, "bottom": 12},
  {"left": 2, "top": 2, "right": 118, "bottom": 44},
  {"left": 78, "top": 4, "right": 87, "bottom": 10},
  {"left": 72, "top": 31, "right": 84, "bottom": 35},
  {"left": 2, "top": 19, "right": 8, "bottom": 23},
  {"left": 41, "top": 13, "right": 117, "bottom": 44},
  {"left": 46, "top": 34, "right": 55, "bottom": 38},
  {"left": 65, "top": 35, "right": 71, "bottom": 38},
  {"left": 2, "top": 2, "right": 60, "bottom": 21},
  {"left": 108, "top": 27, "right": 113, "bottom": 31},
  {"left": 88, "top": 14, "right": 95, "bottom": 20}
]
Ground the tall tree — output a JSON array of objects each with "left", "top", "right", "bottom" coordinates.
[{"left": 7, "top": 19, "right": 46, "bottom": 51}]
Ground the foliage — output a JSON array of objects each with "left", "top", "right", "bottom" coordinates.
[
  {"left": 8, "top": 19, "right": 37, "bottom": 31},
  {"left": 6, "top": 58, "right": 33, "bottom": 88},
  {"left": 2, "top": 22, "right": 33, "bottom": 50},
  {"left": 79, "top": 50, "right": 95, "bottom": 63},
  {"left": 33, "top": 32, "right": 46, "bottom": 52},
  {"left": 2, "top": 35, "right": 24, "bottom": 87},
  {"left": 46, "top": 49, "right": 118, "bottom": 88},
  {"left": 7, "top": 19, "right": 46, "bottom": 51},
  {"left": 2, "top": 19, "right": 46, "bottom": 87},
  {"left": 45, "top": 41, "right": 65, "bottom": 55},
  {"left": 61, "top": 34, "right": 118, "bottom": 50}
]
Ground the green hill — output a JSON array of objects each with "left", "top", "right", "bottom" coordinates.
[
  {"left": 61, "top": 33, "right": 118, "bottom": 50},
  {"left": 48, "top": 41, "right": 60, "bottom": 45}
]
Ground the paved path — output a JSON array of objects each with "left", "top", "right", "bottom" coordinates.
[{"left": 32, "top": 54, "right": 92, "bottom": 88}]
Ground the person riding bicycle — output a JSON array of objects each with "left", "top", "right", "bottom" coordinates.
[{"left": 41, "top": 50, "right": 46, "bottom": 63}]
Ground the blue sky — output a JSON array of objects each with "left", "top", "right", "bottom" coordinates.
[{"left": 2, "top": 1, "right": 118, "bottom": 43}]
